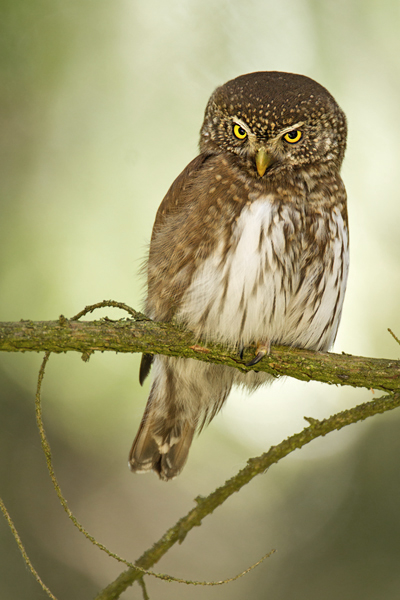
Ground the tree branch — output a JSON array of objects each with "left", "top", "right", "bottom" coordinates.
[
  {"left": 0, "top": 315, "right": 399, "bottom": 392},
  {"left": 3, "top": 302, "right": 400, "bottom": 599},
  {"left": 94, "top": 391, "right": 400, "bottom": 600}
]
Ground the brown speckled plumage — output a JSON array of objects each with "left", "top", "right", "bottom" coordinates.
[{"left": 129, "top": 72, "right": 349, "bottom": 481}]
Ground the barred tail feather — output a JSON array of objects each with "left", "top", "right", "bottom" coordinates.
[
  {"left": 129, "top": 355, "right": 234, "bottom": 481},
  {"left": 129, "top": 412, "right": 195, "bottom": 481}
]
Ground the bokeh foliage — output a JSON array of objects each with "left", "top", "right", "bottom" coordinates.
[{"left": 1, "top": 1, "right": 400, "bottom": 598}]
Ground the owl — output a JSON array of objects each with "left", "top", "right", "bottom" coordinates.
[{"left": 129, "top": 71, "right": 349, "bottom": 481}]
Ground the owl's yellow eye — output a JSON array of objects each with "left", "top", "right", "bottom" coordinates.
[
  {"left": 233, "top": 124, "right": 248, "bottom": 140},
  {"left": 283, "top": 130, "right": 302, "bottom": 144}
]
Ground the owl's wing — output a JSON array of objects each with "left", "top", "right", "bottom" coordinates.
[
  {"left": 151, "top": 154, "right": 209, "bottom": 233},
  {"left": 145, "top": 153, "right": 218, "bottom": 321},
  {"left": 139, "top": 154, "right": 210, "bottom": 385}
]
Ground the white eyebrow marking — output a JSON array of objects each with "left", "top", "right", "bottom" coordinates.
[
  {"left": 232, "top": 117, "right": 253, "bottom": 135},
  {"left": 278, "top": 121, "right": 305, "bottom": 137}
]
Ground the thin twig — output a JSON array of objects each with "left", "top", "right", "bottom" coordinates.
[
  {"left": 0, "top": 496, "right": 58, "bottom": 600},
  {"left": 34, "top": 341, "right": 273, "bottom": 586},
  {"left": 70, "top": 299, "right": 144, "bottom": 321},
  {"left": 388, "top": 328, "right": 400, "bottom": 346},
  {"left": 95, "top": 391, "right": 400, "bottom": 600},
  {"left": 137, "top": 578, "right": 150, "bottom": 600},
  {"left": 5, "top": 299, "right": 400, "bottom": 600}
]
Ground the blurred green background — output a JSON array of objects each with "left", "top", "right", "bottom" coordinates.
[{"left": 1, "top": 1, "right": 400, "bottom": 598}]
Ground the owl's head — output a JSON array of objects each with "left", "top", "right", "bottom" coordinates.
[{"left": 199, "top": 72, "right": 347, "bottom": 178}]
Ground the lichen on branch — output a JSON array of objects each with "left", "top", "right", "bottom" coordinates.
[{"left": 0, "top": 303, "right": 399, "bottom": 392}]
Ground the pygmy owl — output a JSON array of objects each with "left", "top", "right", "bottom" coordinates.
[{"left": 129, "top": 71, "right": 349, "bottom": 481}]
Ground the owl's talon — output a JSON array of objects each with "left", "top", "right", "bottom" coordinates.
[
  {"left": 246, "top": 350, "right": 267, "bottom": 366},
  {"left": 245, "top": 342, "right": 270, "bottom": 367}
]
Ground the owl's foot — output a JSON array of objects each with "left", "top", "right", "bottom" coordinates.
[{"left": 246, "top": 341, "right": 271, "bottom": 366}]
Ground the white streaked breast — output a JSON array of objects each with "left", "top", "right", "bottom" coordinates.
[{"left": 177, "top": 197, "right": 349, "bottom": 352}]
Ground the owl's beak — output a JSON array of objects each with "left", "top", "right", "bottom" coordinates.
[{"left": 255, "top": 148, "right": 274, "bottom": 177}]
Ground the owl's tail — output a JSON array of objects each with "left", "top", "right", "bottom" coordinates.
[
  {"left": 129, "top": 355, "right": 233, "bottom": 481},
  {"left": 129, "top": 412, "right": 196, "bottom": 481}
]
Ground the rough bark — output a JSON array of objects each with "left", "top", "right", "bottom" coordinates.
[{"left": 0, "top": 316, "right": 399, "bottom": 392}]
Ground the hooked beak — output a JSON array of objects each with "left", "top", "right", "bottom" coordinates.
[{"left": 255, "top": 148, "right": 274, "bottom": 177}]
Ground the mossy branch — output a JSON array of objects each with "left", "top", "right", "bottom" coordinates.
[
  {"left": 0, "top": 307, "right": 399, "bottom": 392},
  {"left": 1, "top": 301, "right": 400, "bottom": 600},
  {"left": 95, "top": 390, "right": 400, "bottom": 599}
]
